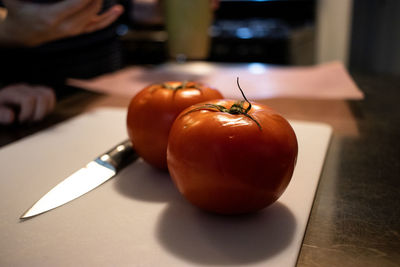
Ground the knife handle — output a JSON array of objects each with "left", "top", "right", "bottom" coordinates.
[{"left": 101, "top": 139, "right": 138, "bottom": 171}]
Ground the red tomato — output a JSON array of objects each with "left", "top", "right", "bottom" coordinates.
[
  {"left": 127, "top": 81, "right": 223, "bottom": 169},
  {"left": 167, "top": 98, "right": 298, "bottom": 214}
]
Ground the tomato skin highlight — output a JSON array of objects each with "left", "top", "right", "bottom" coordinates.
[
  {"left": 127, "top": 82, "right": 223, "bottom": 170},
  {"left": 167, "top": 99, "right": 298, "bottom": 214}
]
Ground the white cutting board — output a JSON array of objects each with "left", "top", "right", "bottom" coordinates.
[{"left": 0, "top": 108, "right": 332, "bottom": 267}]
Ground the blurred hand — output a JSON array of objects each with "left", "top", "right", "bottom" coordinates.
[
  {"left": 0, "top": 0, "right": 124, "bottom": 47},
  {"left": 0, "top": 84, "right": 56, "bottom": 125}
]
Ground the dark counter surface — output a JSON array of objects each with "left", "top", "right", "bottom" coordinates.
[
  {"left": 0, "top": 69, "right": 399, "bottom": 266},
  {"left": 296, "top": 73, "right": 400, "bottom": 267}
]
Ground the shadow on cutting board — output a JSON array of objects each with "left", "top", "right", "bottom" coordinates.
[
  {"left": 156, "top": 201, "right": 296, "bottom": 265},
  {"left": 114, "top": 158, "right": 296, "bottom": 264},
  {"left": 113, "top": 159, "right": 180, "bottom": 203}
]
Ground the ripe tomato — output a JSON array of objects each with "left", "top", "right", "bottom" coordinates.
[
  {"left": 167, "top": 96, "right": 298, "bottom": 214},
  {"left": 127, "top": 81, "right": 223, "bottom": 169}
]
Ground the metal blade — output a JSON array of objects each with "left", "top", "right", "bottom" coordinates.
[{"left": 20, "top": 160, "right": 116, "bottom": 219}]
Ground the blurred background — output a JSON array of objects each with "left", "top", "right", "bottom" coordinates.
[{"left": 116, "top": 0, "right": 400, "bottom": 76}]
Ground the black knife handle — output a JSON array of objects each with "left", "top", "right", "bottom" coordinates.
[{"left": 101, "top": 139, "right": 138, "bottom": 171}]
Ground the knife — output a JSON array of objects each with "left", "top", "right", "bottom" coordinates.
[{"left": 20, "top": 139, "right": 138, "bottom": 219}]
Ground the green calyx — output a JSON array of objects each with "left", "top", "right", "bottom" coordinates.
[
  {"left": 161, "top": 81, "right": 200, "bottom": 91},
  {"left": 185, "top": 78, "right": 262, "bottom": 130}
]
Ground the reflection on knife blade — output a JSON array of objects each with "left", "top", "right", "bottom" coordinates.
[{"left": 20, "top": 139, "right": 138, "bottom": 219}]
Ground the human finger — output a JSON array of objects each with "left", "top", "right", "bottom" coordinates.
[
  {"left": 33, "top": 86, "right": 56, "bottom": 121},
  {"left": 83, "top": 5, "right": 124, "bottom": 34},
  {"left": 17, "top": 88, "right": 37, "bottom": 123},
  {"left": 31, "top": 93, "right": 47, "bottom": 122},
  {"left": 48, "top": 0, "right": 95, "bottom": 21},
  {"left": 44, "top": 0, "right": 102, "bottom": 40},
  {"left": 0, "top": 106, "right": 15, "bottom": 125},
  {"left": 59, "top": 0, "right": 103, "bottom": 34},
  {"left": 0, "top": 84, "right": 56, "bottom": 123},
  {"left": 0, "top": 84, "right": 35, "bottom": 122}
]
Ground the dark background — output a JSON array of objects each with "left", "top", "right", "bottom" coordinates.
[{"left": 120, "top": 0, "right": 400, "bottom": 76}]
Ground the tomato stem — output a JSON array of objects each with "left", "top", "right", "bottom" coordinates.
[
  {"left": 236, "top": 77, "right": 252, "bottom": 114},
  {"left": 182, "top": 78, "right": 262, "bottom": 130}
]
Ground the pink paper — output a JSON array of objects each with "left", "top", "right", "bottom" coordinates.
[{"left": 67, "top": 61, "right": 364, "bottom": 100}]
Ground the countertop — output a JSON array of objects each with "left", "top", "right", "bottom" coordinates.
[
  {"left": 296, "top": 73, "right": 400, "bottom": 267},
  {"left": 0, "top": 69, "right": 399, "bottom": 266}
]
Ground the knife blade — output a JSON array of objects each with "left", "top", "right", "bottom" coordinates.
[{"left": 20, "top": 139, "right": 138, "bottom": 219}]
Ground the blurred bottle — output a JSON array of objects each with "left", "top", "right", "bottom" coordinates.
[{"left": 164, "top": 0, "right": 213, "bottom": 61}]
